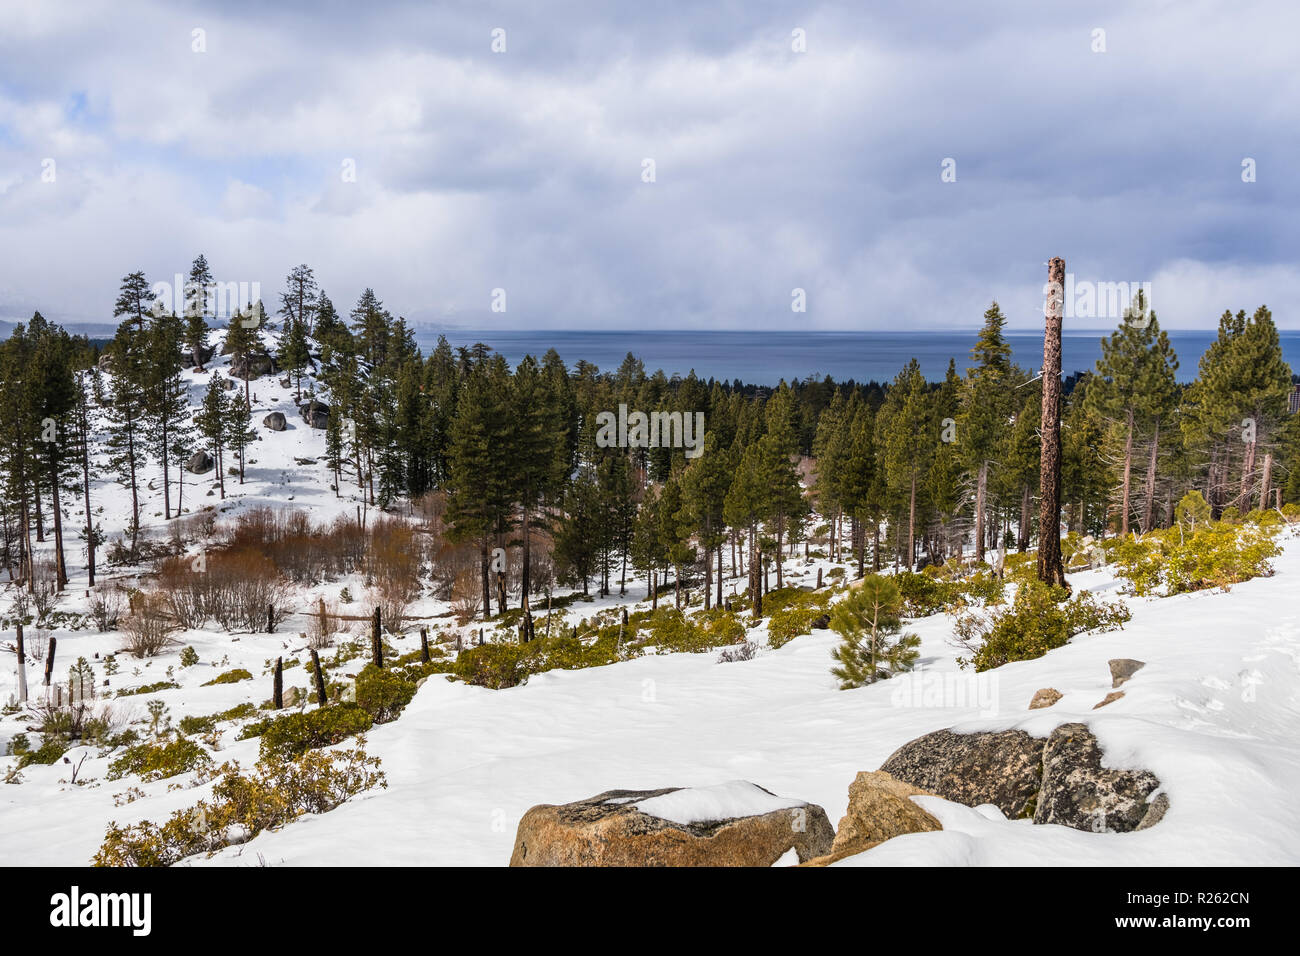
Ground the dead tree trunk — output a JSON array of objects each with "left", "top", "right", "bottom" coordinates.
[
  {"left": 1142, "top": 420, "right": 1161, "bottom": 533},
  {"left": 371, "top": 607, "right": 383, "bottom": 668},
  {"left": 420, "top": 627, "right": 430, "bottom": 663},
  {"left": 273, "top": 657, "right": 284, "bottom": 709},
  {"left": 1259, "top": 452, "right": 1273, "bottom": 512},
  {"left": 15, "top": 622, "right": 27, "bottom": 704},
  {"left": 310, "top": 649, "right": 327, "bottom": 706},
  {"left": 43, "top": 636, "right": 57, "bottom": 693},
  {"left": 1037, "top": 256, "right": 1067, "bottom": 589}
]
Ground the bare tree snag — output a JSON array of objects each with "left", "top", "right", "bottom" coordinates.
[
  {"left": 310, "top": 649, "right": 327, "bottom": 706},
  {"left": 1037, "top": 257, "right": 1068, "bottom": 589}
]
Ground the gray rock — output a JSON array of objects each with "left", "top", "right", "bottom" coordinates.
[
  {"left": 97, "top": 353, "right": 115, "bottom": 372},
  {"left": 185, "top": 450, "right": 215, "bottom": 474},
  {"left": 1135, "top": 792, "right": 1170, "bottom": 831},
  {"left": 1109, "top": 658, "right": 1146, "bottom": 688},
  {"left": 299, "top": 400, "right": 330, "bottom": 429},
  {"left": 181, "top": 344, "right": 216, "bottom": 368},
  {"left": 1033, "top": 722, "right": 1162, "bottom": 833},
  {"left": 229, "top": 352, "right": 277, "bottom": 380},
  {"left": 879, "top": 728, "right": 1044, "bottom": 819},
  {"left": 811, "top": 613, "right": 831, "bottom": 629},
  {"left": 263, "top": 411, "right": 287, "bottom": 431},
  {"left": 220, "top": 376, "right": 237, "bottom": 390}
]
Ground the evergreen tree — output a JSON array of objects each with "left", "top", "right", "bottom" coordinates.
[
  {"left": 195, "top": 376, "right": 230, "bottom": 499},
  {"left": 829, "top": 575, "right": 920, "bottom": 688}
]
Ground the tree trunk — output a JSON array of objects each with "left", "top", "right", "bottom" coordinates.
[
  {"left": 371, "top": 607, "right": 383, "bottom": 666},
  {"left": 1141, "top": 420, "right": 1160, "bottom": 533},
  {"left": 273, "top": 657, "right": 284, "bottom": 709},
  {"left": 1018, "top": 484, "right": 1031, "bottom": 552},
  {"left": 1259, "top": 452, "right": 1273, "bottom": 512},
  {"left": 15, "top": 622, "right": 27, "bottom": 703},
  {"left": 310, "top": 649, "right": 327, "bottom": 706},
  {"left": 974, "top": 461, "right": 988, "bottom": 563},
  {"left": 1120, "top": 406, "right": 1134, "bottom": 537},
  {"left": 1037, "top": 256, "right": 1067, "bottom": 589}
]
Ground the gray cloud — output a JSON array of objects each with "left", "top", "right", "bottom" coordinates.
[{"left": 0, "top": 0, "right": 1296, "bottom": 331}]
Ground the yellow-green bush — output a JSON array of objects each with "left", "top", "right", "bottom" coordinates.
[
  {"left": 453, "top": 643, "right": 530, "bottom": 689},
  {"left": 202, "top": 668, "right": 252, "bottom": 686},
  {"left": 1112, "top": 520, "right": 1280, "bottom": 596},
  {"left": 354, "top": 664, "right": 416, "bottom": 723},
  {"left": 93, "top": 743, "right": 386, "bottom": 866},
  {"left": 956, "top": 580, "right": 1131, "bottom": 672},
  {"left": 241, "top": 704, "right": 374, "bottom": 760},
  {"left": 108, "top": 738, "right": 211, "bottom": 781}
]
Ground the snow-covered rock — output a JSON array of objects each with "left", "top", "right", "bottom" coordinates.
[{"left": 509, "top": 783, "right": 834, "bottom": 866}]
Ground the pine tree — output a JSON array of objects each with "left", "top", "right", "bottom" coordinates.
[
  {"left": 195, "top": 376, "right": 230, "bottom": 499},
  {"left": 878, "top": 359, "right": 932, "bottom": 570},
  {"left": 227, "top": 393, "right": 258, "bottom": 484},
  {"left": 682, "top": 432, "right": 733, "bottom": 607},
  {"left": 1085, "top": 293, "right": 1179, "bottom": 536},
  {"left": 445, "top": 355, "right": 514, "bottom": 618},
  {"left": 829, "top": 575, "right": 920, "bottom": 688},
  {"left": 278, "top": 317, "right": 312, "bottom": 404},
  {"left": 103, "top": 320, "right": 149, "bottom": 552},
  {"left": 959, "top": 303, "right": 1017, "bottom": 563},
  {"left": 184, "top": 254, "right": 213, "bottom": 368},
  {"left": 656, "top": 476, "right": 696, "bottom": 608},
  {"left": 143, "top": 310, "right": 188, "bottom": 519}
]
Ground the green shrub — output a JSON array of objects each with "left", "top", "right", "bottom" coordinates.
[
  {"left": 116, "top": 680, "right": 181, "bottom": 697},
  {"left": 956, "top": 580, "right": 1130, "bottom": 672},
  {"left": 202, "top": 668, "right": 252, "bottom": 686},
  {"left": 767, "top": 605, "right": 823, "bottom": 649},
  {"left": 178, "top": 714, "right": 216, "bottom": 736},
  {"left": 108, "top": 738, "right": 211, "bottom": 781},
  {"left": 960, "top": 570, "right": 1006, "bottom": 606},
  {"left": 354, "top": 665, "right": 417, "bottom": 723},
  {"left": 243, "top": 704, "right": 375, "bottom": 761},
  {"left": 179, "top": 646, "right": 200, "bottom": 668},
  {"left": 636, "top": 606, "right": 744, "bottom": 654},
  {"left": 93, "top": 743, "right": 386, "bottom": 866},
  {"left": 453, "top": 643, "right": 530, "bottom": 689},
  {"left": 17, "top": 735, "right": 68, "bottom": 768},
  {"left": 895, "top": 571, "right": 959, "bottom": 617},
  {"left": 526, "top": 630, "right": 623, "bottom": 672},
  {"left": 1112, "top": 520, "right": 1280, "bottom": 596}
]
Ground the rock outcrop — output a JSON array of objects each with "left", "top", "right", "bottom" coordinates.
[
  {"left": 263, "top": 411, "right": 287, "bottom": 431},
  {"left": 880, "top": 723, "right": 1165, "bottom": 834},
  {"left": 1033, "top": 722, "right": 1162, "bottom": 832},
  {"left": 1108, "top": 658, "right": 1146, "bottom": 688},
  {"left": 803, "top": 771, "right": 941, "bottom": 866},
  {"left": 185, "top": 450, "right": 215, "bottom": 474},
  {"left": 510, "top": 783, "right": 834, "bottom": 866},
  {"left": 879, "top": 728, "right": 1044, "bottom": 818},
  {"left": 299, "top": 400, "right": 330, "bottom": 429},
  {"left": 1029, "top": 687, "right": 1063, "bottom": 709}
]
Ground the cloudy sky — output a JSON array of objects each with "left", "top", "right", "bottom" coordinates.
[{"left": 1, "top": 0, "right": 1296, "bottom": 333}]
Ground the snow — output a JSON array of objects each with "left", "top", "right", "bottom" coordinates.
[
  {"left": 2, "top": 329, "right": 1300, "bottom": 866},
  {"left": 631, "top": 781, "right": 805, "bottom": 826}
]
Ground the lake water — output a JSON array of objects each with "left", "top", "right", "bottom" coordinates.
[{"left": 424, "top": 329, "right": 1300, "bottom": 386}]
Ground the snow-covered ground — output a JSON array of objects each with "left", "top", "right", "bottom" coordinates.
[
  {"left": 4, "top": 528, "right": 1298, "bottom": 866},
  {"left": 3, "top": 335, "right": 1299, "bottom": 866}
]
